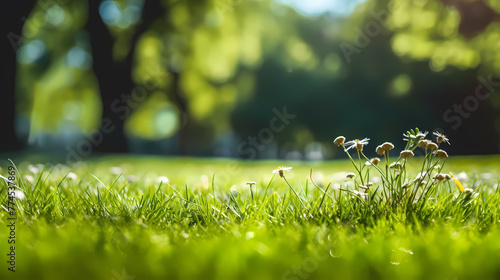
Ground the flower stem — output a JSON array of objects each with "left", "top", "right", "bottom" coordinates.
[
  {"left": 357, "top": 149, "right": 365, "bottom": 186},
  {"left": 283, "top": 176, "right": 307, "bottom": 210}
]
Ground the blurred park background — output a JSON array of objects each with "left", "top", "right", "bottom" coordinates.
[{"left": 2, "top": 0, "right": 500, "bottom": 161}]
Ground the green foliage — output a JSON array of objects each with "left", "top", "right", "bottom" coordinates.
[
  {"left": 14, "top": 0, "right": 500, "bottom": 153},
  {"left": 16, "top": 0, "right": 101, "bottom": 138},
  {"left": 349, "top": 0, "right": 500, "bottom": 74}
]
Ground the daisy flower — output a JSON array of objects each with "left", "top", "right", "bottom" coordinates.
[
  {"left": 365, "top": 157, "right": 381, "bottom": 166},
  {"left": 352, "top": 190, "right": 368, "bottom": 199},
  {"left": 426, "top": 141, "right": 438, "bottom": 151},
  {"left": 376, "top": 145, "right": 385, "bottom": 155},
  {"left": 400, "top": 150, "right": 414, "bottom": 158},
  {"left": 11, "top": 190, "right": 25, "bottom": 200},
  {"left": 389, "top": 162, "right": 402, "bottom": 169},
  {"left": 67, "top": 172, "right": 78, "bottom": 180},
  {"left": 413, "top": 171, "right": 429, "bottom": 182},
  {"left": 402, "top": 133, "right": 416, "bottom": 142},
  {"left": 344, "top": 138, "right": 369, "bottom": 151},
  {"left": 333, "top": 136, "right": 346, "bottom": 147},
  {"left": 418, "top": 140, "right": 428, "bottom": 148},
  {"left": 433, "top": 131, "right": 450, "bottom": 145},
  {"left": 381, "top": 142, "right": 394, "bottom": 151},
  {"left": 346, "top": 172, "right": 356, "bottom": 179},
  {"left": 272, "top": 166, "right": 292, "bottom": 178},
  {"left": 403, "top": 131, "right": 428, "bottom": 142},
  {"left": 416, "top": 131, "right": 429, "bottom": 138},
  {"left": 433, "top": 173, "right": 446, "bottom": 182},
  {"left": 435, "top": 149, "right": 449, "bottom": 158}
]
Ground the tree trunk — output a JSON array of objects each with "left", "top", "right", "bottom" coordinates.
[
  {"left": 169, "top": 70, "right": 190, "bottom": 155},
  {"left": 0, "top": 1, "right": 38, "bottom": 152},
  {"left": 85, "top": 0, "right": 165, "bottom": 153}
]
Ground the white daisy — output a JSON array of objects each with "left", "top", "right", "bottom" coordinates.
[
  {"left": 402, "top": 133, "right": 416, "bottom": 142},
  {"left": 67, "top": 172, "right": 78, "bottom": 180},
  {"left": 344, "top": 138, "right": 370, "bottom": 151},
  {"left": 333, "top": 136, "right": 346, "bottom": 147},
  {"left": 10, "top": 190, "right": 25, "bottom": 200},
  {"left": 413, "top": 171, "right": 429, "bottom": 182},
  {"left": 346, "top": 172, "right": 356, "bottom": 179},
  {"left": 433, "top": 131, "right": 450, "bottom": 145},
  {"left": 352, "top": 190, "right": 368, "bottom": 199},
  {"left": 400, "top": 150, "right": 414, "bottom": 158},
  {"left": 404, "top": 131, "right": 428, "bottom": 142},
  {"left": 272, "top": 166, "right": 292, "bottom": 178}
]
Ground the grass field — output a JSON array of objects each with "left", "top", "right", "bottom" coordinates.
[{"left": 1, "top": 153, "right": 500, "bottom": 280}]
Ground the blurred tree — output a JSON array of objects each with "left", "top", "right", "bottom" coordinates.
[
  {"left": 85, "top": 0, "right": 165, "bottom": 153},
  {"left": 126, "top": 0, "right": 272, "bottom": 155},
  {"left": 232, "top": 1, "right": 500, "bottom": 157},
  {"left": 11, "top": 0, "right": 500, "bottom": 157},
  {"left": 383, "top": 0, "right": 500, "bottom": 151},
  {"left": 15, "top": 0, "right": 102, "bottom": 149},
  {"left": 441, "top": 0, "right": 500, "bottom": 38}
]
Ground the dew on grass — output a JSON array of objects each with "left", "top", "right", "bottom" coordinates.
[{"left": 329, "top": 247, "right": 343, "bottom": 258}]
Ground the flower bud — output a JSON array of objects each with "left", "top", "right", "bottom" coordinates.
[
  {"left": 426, "top": 142, "right": 438, "bottom": 151},
  {"left": 389, "top": 162, "right": 402, "bottom": 169},
  {"left": 435, "top": 149, "right": 449, "bottom": 159},
  {"left": 418, "top": 140, "right": 428, "bottom": 148},
  {"left": 400, "top": 150, "right": 414, "bottom": 159},
  {"left": 334, "top": 136, "right": 345, "bottom": 147},
  {"left": 433, "top": 173, "right": 445, "bottom": 182},
  {"left": 381, "top": 142, "right": 394, "bottom": 151}
]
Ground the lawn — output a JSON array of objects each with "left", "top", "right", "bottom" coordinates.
[{"left": 1, "top": 153, "right": 500, "bottom": 280}]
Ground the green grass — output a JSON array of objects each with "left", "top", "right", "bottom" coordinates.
[{"left": 1, "top": 154, "right": 500, "bottom": 280}]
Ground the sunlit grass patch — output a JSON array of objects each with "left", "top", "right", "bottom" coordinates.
[{"left": 1, "top": 130, "right": 500, "bottom": 279}]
